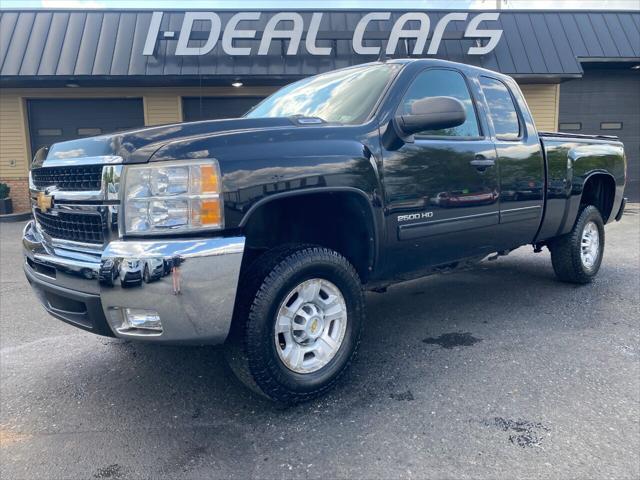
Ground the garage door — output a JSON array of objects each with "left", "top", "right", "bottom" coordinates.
[
  {"left": 182, "top": 97, "right": 265, "bottom": 122},
  {"left": 559, "top": 68, "right": 640, "bottom": 200},
  {"left": 27, "top": 98, "right": 144, "bottom": 155}
]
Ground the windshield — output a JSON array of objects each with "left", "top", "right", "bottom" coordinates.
[{"left": 245, "top": 63, "right": 401, "bottom": 124}]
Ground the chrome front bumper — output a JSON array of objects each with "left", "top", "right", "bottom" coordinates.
[{"left": 23, "top": 220, "right": 245, "bottom": 344}]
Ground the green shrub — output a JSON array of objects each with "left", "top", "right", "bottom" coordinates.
[{"left": 0, "top": 183, "right": 10, "bottom": 200}]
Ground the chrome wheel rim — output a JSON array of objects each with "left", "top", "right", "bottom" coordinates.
[
  {"left": 274, "top": 278, "right": 348, "bottom": 374},
  {"left": 580, "top": 221, "right": 600, "bottom": 269}
]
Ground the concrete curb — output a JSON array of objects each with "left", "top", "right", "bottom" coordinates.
[{"left": 0, "top": 212, "right": 31, "bottom": 223}]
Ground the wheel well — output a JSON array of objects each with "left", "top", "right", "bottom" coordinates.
[
  {"left": 581, "top": 174, "right": 616, "bottom": 222},
  {"left": 241, "top": 192, "right": 376, "bottom": 283}
]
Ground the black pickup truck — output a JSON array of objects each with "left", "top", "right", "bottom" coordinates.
[{"left": 23, "top": 59, "right": 627, "bottom": 403}]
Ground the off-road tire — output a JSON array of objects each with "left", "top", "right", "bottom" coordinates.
[
  {"left": 549, "top": 205, "right": 605, "bottom": 284},
  {"left": 225, "top": 245, "right": 364, "bottom": 404}
]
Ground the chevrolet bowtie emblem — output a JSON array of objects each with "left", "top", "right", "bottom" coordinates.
[{"left": 36, "top": 191, "right": 53, "bottom": 212}]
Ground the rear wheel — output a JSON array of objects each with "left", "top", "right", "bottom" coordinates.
[
  {"left": 549, "top": 205, "right": 605, "bottom": 284},
  {"left": 225, "top": 245, "right": 364, "bottom": 404}
]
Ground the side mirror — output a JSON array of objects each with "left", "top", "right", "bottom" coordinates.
[{"left": 394, "top": 96, "right": 467, "bottom": 138}]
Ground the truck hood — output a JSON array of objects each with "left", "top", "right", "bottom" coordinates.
[{"left": 39, "top": 117, "right": 304, "bottom": 165}]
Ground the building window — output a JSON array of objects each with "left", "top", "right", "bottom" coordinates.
[
  {"left": 560, "top": 122, "right": 581, "bottom": 131},
  {"left": 77, "top": 128, "right": 102, "bottom": 136},
  {"left": 37, "top": 128, "right": 62, "bottom": 136},
  {"left": 600, "top": 122, "right": 623, "bottom": 130}
]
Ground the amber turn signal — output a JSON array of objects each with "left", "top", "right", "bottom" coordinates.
[
  {"left": 200, "top": 164, "right": 219, "bottom": 194},
  {"left": 199, "top": 198, "right": 222, "bottom": 226}
]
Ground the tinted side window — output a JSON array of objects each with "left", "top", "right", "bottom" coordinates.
[
  {"left": 399, "top": 69, "right": 480, "bottom": 138},
  {"left": 479, "top": 77, "right": 521, "bottom": 140}
]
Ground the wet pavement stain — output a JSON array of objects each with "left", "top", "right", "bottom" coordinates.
[
  {"left": 423, "top": 332, "right": 482, "bottom": 349},
  {"left": 390, "top": 390, "right": 415, "bottom": 401},
  {"left": 482, "top": 417, "right": 550, "bottom": 448},
  {"left": 94, "top": 464, "right": 124, "bottom": 479}
]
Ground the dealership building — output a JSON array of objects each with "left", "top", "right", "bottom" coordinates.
[{"left": 0, "top": 8, "right": 638, "bottom": 212}]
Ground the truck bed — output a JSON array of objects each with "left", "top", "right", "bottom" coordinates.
[
  {"left": 539, "top": 131, "right": 619, "bottom": 141},
  {"left": 535, "top": 132, "right": 626, "bottom": 243}
]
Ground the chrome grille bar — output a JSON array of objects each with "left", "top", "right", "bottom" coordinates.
[
  {"left": 31, "top": 165, "right": 103, "bottom": 191},
  {"left": 34, "top": 209, "right": 106, "bottom": 244},
  {"left": 29, "top": 156, "right": 124, "bottom": 248}
]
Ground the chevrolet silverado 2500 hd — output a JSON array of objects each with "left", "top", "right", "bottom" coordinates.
[{"left": 23, "top": 59, "right": 627, "bottom": 403}]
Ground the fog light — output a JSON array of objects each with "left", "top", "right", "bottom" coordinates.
[{"left": 124, "top": 308, "right": 162, "bottom": 332}]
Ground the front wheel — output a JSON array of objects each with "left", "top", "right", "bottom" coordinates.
[
  {"left": 549, "top": 205, "right": 605, "bottom": 284},
  {"left": 225, "top": 245, "right": 364, "bottom": 404}
]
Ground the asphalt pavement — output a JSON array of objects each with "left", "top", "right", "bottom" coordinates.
[{"left": 1, "top": 207, "right": 639, "bottom": 480}]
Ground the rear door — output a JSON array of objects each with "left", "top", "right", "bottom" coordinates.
[
  {"left": 382, "top": 68, "right": 500, "bottom": 273},
  {"left": 478, "top": 77, "right": 545, "bottom": 248}
]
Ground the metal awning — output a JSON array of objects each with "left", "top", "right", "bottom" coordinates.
[{"left": 1, "top": 9, "right": 638, "bottom": 86}]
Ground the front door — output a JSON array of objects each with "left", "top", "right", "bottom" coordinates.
[{"left": 382, "top": 68, "right": 500, "bottom": 275}]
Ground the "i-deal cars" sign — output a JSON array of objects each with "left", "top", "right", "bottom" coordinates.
[{"left": 143, "top": 11, "right": 503, "bottom": 57}]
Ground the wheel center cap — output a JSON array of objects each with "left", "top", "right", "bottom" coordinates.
[
  {"left": 291, "top": 303, "right": 326, "bottom": 344},
  {"left": 306, "top": 315, "right": 324, "bottom": 339}
]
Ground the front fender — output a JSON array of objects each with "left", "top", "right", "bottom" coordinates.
[{"left": 151, "top": 126, "right": 383, "bottom": 228}]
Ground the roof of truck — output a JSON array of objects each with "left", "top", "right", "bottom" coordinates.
[{"left": 386, "top": 58, "right": 513, "bottom": 78}]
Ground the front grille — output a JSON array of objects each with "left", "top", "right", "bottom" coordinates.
[
  {"left": 35, "top": 209, "right": 105, "bottom": 244},
  {"left": 32, "top": 165, "right": 103, "bottom": 191}
]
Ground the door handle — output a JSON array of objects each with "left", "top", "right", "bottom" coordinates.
[{"left": 470, "top": 157, "right": 495, "bottom": 168}]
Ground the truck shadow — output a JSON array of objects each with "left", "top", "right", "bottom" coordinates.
[{"left": 85, "top": 250, "right": 630, "bottom": 416}]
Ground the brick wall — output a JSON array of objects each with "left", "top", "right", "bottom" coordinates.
[{"left": 0, "top": 177, "right": 30, "bottom": 213}]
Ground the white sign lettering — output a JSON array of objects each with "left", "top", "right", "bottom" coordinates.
[
  {"left": 428, "top": 12, "right": 468, "bottom": 55},
  {"left": 352, "top": 12, "right": 390, "bottom": 55},
  {"left": 386, "top": 12, "right": 430, "bottom": 56},
  {"left": 259, "top": 12, "right": 304, "bottom": 55},
  {"left": 143, "top": 11, "right": 502, "bottom": 57},
  {"left": 175, "top": 12, "right": 221, "bottom": 55},
  {"left": 465, "top": 13, "right": 502, "bottom": 55},
  {"left": 222, "top": 12, "right": 260, "bottom": 56},
  {"left": 306, "top": 13, "right": 331, "bottom": 55}
]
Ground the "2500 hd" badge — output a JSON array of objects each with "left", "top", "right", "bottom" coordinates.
[{"left": 397, "top": 212, "right": 434, "bottom": 222}]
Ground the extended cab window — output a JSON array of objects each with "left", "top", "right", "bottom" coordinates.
[
  {"left": 398, "top": 69, "right": 480, "bottom": 138},
  {"left": 479, "top": 77, "right": 521, "bottom": 140}
]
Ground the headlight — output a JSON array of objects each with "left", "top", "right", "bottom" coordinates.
[
  {"left": 125, "top": 259, "right": 140, "bottom": 269},
  {"left": 123, "top": 160, "right": 223, "bottom": 235}
]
